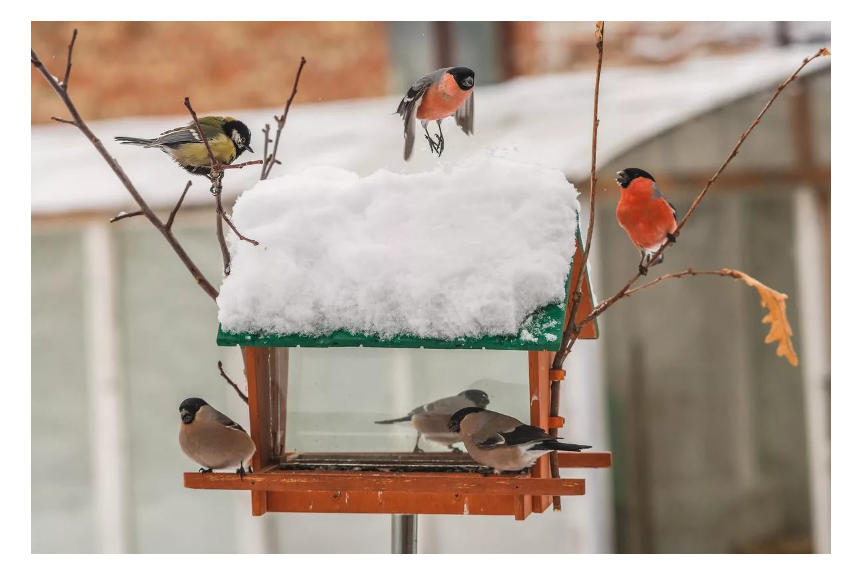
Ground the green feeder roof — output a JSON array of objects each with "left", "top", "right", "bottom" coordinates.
[{"left": 215, "top": 159, "right": 598, "bottom": 351}]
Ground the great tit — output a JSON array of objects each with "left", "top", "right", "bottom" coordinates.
[
  {"left": 448, "top": 407, "right": 591, "bottom": 473},
  {"left": 178, "top": 397, "right": 256, "bottom": 477},
  {"left": 375, "top": 389, "right": 490, "bottom": 453},
  {"left": 115, "top": 116, "right": 254, "bottom": 176}
]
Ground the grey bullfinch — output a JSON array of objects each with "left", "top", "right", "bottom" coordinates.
[
  {"left": 375, "top": 389, "right": 490, "bottom": 453},
  {"left": 448, "top": 407, "right": 591, "bottom": 473},
  {"left": 179, "top": 397, "right": 256, "bottom": 478},
  {"left": 397, "top": 66, "right": 475, "bottom": 160}
]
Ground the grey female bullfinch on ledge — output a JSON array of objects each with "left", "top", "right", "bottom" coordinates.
[
  {"left": 375, "top": 389, "right": 490, "bottom": 453},
  {"left": 448, "top": 407, "right": 591, "bottom": 473},
  {"left": 397, "top": 66, "right": 475, "bottom": 160},
  {"left": 179, "top": 397, "right": 256, "bottom": 478}
]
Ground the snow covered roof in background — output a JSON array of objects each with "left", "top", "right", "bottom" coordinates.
[
  {"left": 216, "top": 157, "right": 579, "bottom": 343},
  {"left": 30, "top": 47, "right": 829, "bottom": 216}
]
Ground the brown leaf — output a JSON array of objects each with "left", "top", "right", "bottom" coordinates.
[
  {"left": 822, "top": 48, "right": 831, "bottom": 56},
  {"left": 595, "top": 22, "right": 604, "bottom": 42},
  {"left": 727, "top": 269, "right": 799, "bottom": 366}
]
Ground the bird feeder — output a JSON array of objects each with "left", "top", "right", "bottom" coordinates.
[{"left": 183, "top": 159, "right": 612, "bottom": 520}]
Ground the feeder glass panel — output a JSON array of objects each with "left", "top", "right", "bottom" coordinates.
[{"left": 284, "top": 348, "right": 529, "bottom": 453}]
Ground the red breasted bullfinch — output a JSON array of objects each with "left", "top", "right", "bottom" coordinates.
[
  {"left": 375, "top": 389, "right": 490, "bottom": 453},
  {"left": 448, "top": 407, "right": 591, "bottom": 473},
  {"left": 615, "top": 168, "right": 678, "bottom": 276},
  {"left": 179, "top": 397, "right": 255, "bottom": 478},
  {"left": 397, "top": 66, "right": 475, "bottom": 160}
]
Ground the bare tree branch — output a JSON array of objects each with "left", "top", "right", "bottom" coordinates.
[
  {"left": 260, "top": 124, "right": 272, "bottom": 180},
  {"left": 61, "top": 28, "right": 77, "bottom": 91},
  {"left": 110, "top": 210, "right": 144, "bottom": 223},
  {"left": 51, "top": 116, "right": 77, "bottom": 125},
  {"left": 31, "top": 33, "right": 220, "bottom": 301},
  {"left": 575, "top": 47, "right": 829, "bottom": 333},
  {"left": 262, "top": 56, "right": 307, "bottom": 180},
  {"left": 166, "top": 180, "right": 193, "bottom": 230},
  {"left": 546, "top": 21, "right": 604, "bottom": 512},
  {"left": 218, "top": 361, "right": 249, "bottom": 404}
]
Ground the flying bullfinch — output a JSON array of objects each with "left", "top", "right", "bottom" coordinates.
[
  {"left": 397, "top": 66, "right": 475, "bottom": 160},
  {"left": 448, "top": 407, "right": 591, "bottom": 473},
  {"left": 179, "top": 397, "right": 256, "bottom": 478},
  {"left": 615, "top": 168, "right": 678, "bottom": 276},
  {"left": 375, "top": 389, "right": 490, "bottom": 453}
]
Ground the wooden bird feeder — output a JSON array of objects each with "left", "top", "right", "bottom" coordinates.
[
  {"left": 183, "top": 164, "right": 611, "bottom": 520},
  {"left": 184, "top": 245, "right": 609, "bottom": 521}
]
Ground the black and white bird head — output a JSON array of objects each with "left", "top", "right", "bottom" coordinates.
[
  {"left": 179, "top": 397, "right": 209, "bottom": 424},
  {"left": 448, "top": 67, "right": 475, "bottom": 91},
  {"left": 223, "top": 120, "right": 254, "bottom": 155},
  {"left": 448, "top": 406, "right": 486, "bottom": 433},
  {"left": 459, "top": 389, "right": 490, "bottom": 408}
]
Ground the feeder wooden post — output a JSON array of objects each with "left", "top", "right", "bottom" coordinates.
[{"left": 244, "top": 346, "right": 289, "bottom": 515}]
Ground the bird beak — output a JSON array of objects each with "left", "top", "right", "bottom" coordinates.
[
  {"left": 465, "top": 77, "right": 474, "bottom": 87},
  {"left": 246, "top": 145, "right": 255, "bottom": 154},
  {"left": 181, "top": 409, "right": 193, "bottom": 423}
]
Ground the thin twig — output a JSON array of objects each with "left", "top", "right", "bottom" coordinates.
[
  {"left": 215, "top": 190, "right": 232, "bottom": 275},
  {"left": 166, "top": 181, "right": 193, "bottom": 230},
  {"left": 61, "top": 28, "right": 77, "bottom": 91},
  {"left": 547, "top": 21, "right": 604, "bottom": 513},
  {"left": 222, "top": 159, "right": 264, "bottom": 170},
  {"left": 575, "top": 47, "right": 829, "bottom": 333},
  {"left": 51, "top": 116, "right": 77, "bottom": 125},
  {"left": 262, "top": 56, "right": 307, "bottom": 180},
  {"left": 183, "top": 97, "right": 219, "bottom": 175},
  {"left": 32, "top": 36, "right": 219, "bottom": 301},
  {"left": 110, "top": 210, "right": 144, "bottom": 223},
  {"left": 260, "top": 124, "right": 272, "bottom": 180},
  {"left": 218, "top": 361, "right": 249, "bottom": 404},
  {"left": 622, "top": 268, "right": 744, "bottom": 297},
  {"left": 220, "top": 204, "right": 259, "bottom": 245}
]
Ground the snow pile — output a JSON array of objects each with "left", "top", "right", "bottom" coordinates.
[{"left": 217, "top": 156, "right": 579, "bottom": 340}]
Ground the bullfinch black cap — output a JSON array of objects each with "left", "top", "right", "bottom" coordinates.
[
  {"left": 616, "top": 168, "right": 656, "bottom": 188},
  {"left": 180, "top": 397, "right": 208, "bottom": 423},
  {"left": 448, "top": 406, "right": 485, "bottom": 433},
  {"left": 447, "top": 67, "right": 475, "bottom": 90}
]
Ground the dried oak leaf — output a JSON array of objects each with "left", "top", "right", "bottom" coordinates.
[{"left": 727, "top": 268, "right": 799, "bottom": 366}]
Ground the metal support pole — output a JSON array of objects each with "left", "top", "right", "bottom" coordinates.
[{"left": 391, "top": 514, "right": 418, "bottom": 553}]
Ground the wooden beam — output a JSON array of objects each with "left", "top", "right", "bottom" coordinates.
[
  {"left": 184, "top": 470, "right": 586, "bottom": 497},
  {"left": 529, "top": 350, "right": 552, "bottom": 514},
  {"left": 557, "top": 451, "right": 613, "bottom": 468},
  {"left": 265, "top": 491, "right": 517, "bottom": 516}
]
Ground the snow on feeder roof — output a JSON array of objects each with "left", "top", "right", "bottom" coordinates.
[{"left": 216, "top": 156, "right": 595, "bottom": 350}]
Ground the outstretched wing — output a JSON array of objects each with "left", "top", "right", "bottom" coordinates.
[
  {"left": 397, "top": 69, "right": 447, "bottom": 160},
  {"left": 454, "top": 92, "right": 474, "bottom": 136}
]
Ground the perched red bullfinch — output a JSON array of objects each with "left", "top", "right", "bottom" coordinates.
[
  {"left": 375, "top": 389, "right": 490, "bottom": 453},
  {"left": 448, "top": 407, "right": 591, "bottom": 473},
  {"left": 179, "top": 397, "right": 256, "bottom": 478},
  {"left": 397, "top": 66, "right": 475, "bottom": 160},
  {"left": 615, "top": 168, "right": 678, "bottom": 276}
]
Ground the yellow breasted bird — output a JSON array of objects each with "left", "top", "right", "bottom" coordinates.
[{"left": 115, "top": 116, "right": 254, "bottom": 176}]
